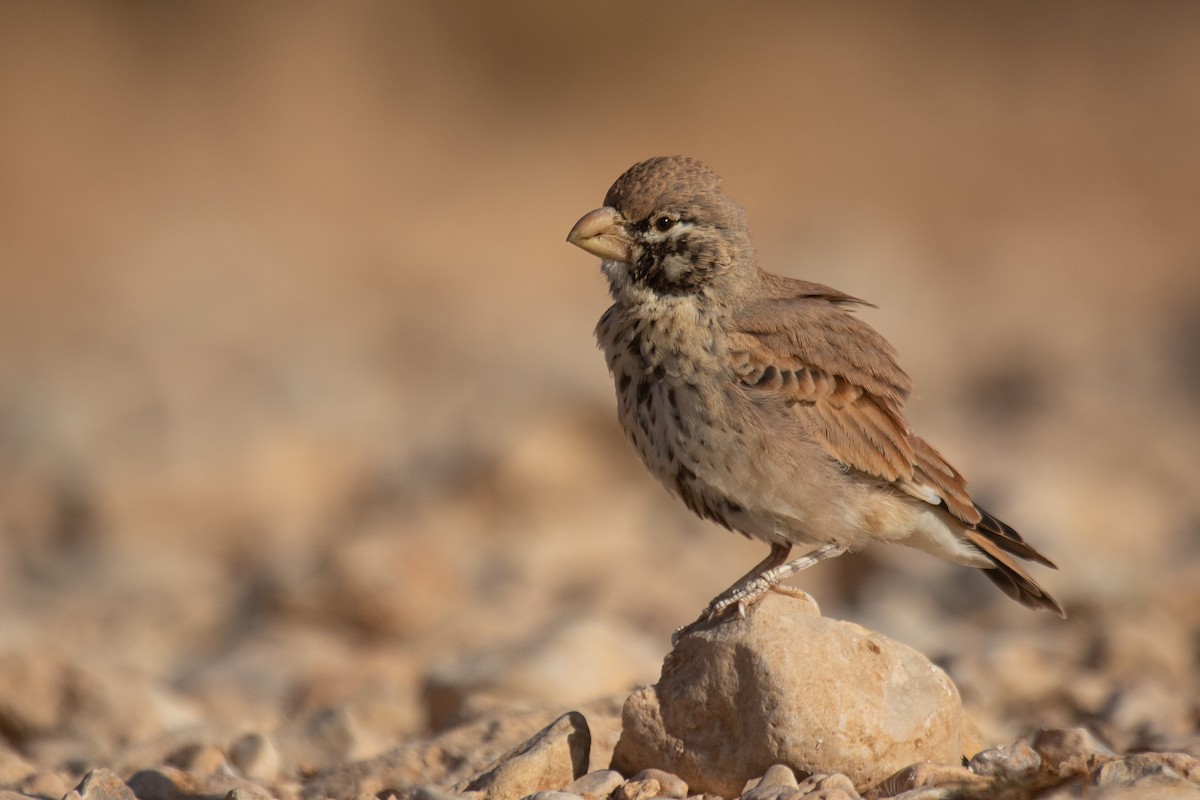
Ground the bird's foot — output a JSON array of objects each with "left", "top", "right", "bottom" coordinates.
[
  {"left": 669, "top": 543, "right": 849, "bottom": 646},
  {"left": 671, "top": 586, "right": 768, "bottom": 645}
]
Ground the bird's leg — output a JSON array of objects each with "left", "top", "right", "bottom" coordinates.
[
  {"left": 672, "top": 542, "right": 846, "bottom": 645},
  {"left": 707, "top": 542, "right": 848, "bottom": 618}
]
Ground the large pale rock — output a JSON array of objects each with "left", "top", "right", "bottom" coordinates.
[{"left": 610, "top": 591, "right": 971, "bottom": 796}]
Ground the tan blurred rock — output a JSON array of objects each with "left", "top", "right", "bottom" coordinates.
[
  {"left": 276, "top": 706, "right": 381, "bottom": 776},
  {"left": 967, "top": 740, "right": 1041, "bottom": 778},
  {"left": 165, "top": 742, "right": 230, "bottom": 775},
  {"left": 321, "top": 518, "right": 465, "bottom": 637},
  {"left": 795, "top": 773, "right": 860, "bottom": 798},
  {"left": 424, "top": 616, "right": 661, "bottom": 732},
  {"left": 452, "top": 712, "right": 591, "bottom": 800},
  {"left": 125, "top": 767, "right": 272, "bottom": 800},
  {"left": 611, "top": 779, "right": 659, "bottom": 800},
  {"left": 1093, "top": 753, "right": 1200, "bottom": 792},
  {"left": 610, "top": 592, "right": 970, "bottom": 796},
  {"left": 1029, "top": 727, "right": 1116, "bottom": 782},
  {"left": 229, "top": 732, "right": 281, "bottom": 782},
  {"left": 300, "top": 708, "right": 588, "bottom": 800},
  {"left": 18, "top": 770, "right": 69, "bottom": 798},
  {"left": 0, "top": 745, "right": 35, "bottom": 787},
  {"left": 625, "top": 768, "right": 687, "bottom": 800},
  {"left": 741, "top": 764, "right": 800, "bottom": 800},
  {"left": 63, "top": 769, "right": 137, "bottom": 800},
  {"left": 868, "top": 763, "right": 985, "bottom": 797},
  {"left": 0, "top": 645, "right": 201, "bottom": 768},
  {"left": 564, "top": 770, "right": 624, "bottom": 800}
]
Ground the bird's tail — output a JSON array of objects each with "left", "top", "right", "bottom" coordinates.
[{"left": 963, "top": 505, "right": 1066, "bottom": 618}]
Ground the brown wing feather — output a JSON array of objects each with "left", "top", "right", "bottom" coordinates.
[{"left": 730, "top": 287, "right": 925, "bottom": 490}]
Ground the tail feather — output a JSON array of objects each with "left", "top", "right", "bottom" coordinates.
[
  {"left": 974, "top": 504, "right": 1058, "bottom": 568},
  {"left": 963, "top": 521, "right": 1066, "bottom": 618}
]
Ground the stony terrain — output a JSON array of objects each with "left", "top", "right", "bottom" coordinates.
[{"left": 0, "top": 4, "right": 1198, "bottom": 800}]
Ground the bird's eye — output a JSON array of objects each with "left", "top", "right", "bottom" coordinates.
[{"left": 653, "top": 215, "right": 677, "bottom": 232}]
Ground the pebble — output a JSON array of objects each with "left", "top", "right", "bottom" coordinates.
[
  {"left": 967, "top": 740, "right": 1041, "bottom": 777},
  {"left": 565, "top": 769, "right": 625, "bottom": 800}
]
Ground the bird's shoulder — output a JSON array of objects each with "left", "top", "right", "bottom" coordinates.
[{"left": 729, "top": 273, "right": 912, "bottom": 403}]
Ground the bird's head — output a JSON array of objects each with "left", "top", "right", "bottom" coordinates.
[{"left": 567, "top": 156, "right": 754, "bottom": 300}]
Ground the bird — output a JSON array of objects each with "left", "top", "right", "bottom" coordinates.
[{"left": 565, "top": 155, "right": 1064, "bottom": 634}]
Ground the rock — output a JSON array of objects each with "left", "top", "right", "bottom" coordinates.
[
  {"left": 19, "top": 770, "right": 69, "bottom": 798},
  {"left": 413, "top": 787, "right": 465, "bottom": 800},
  {"left": 125, "top": 767, "right": 272, "bottom": 800},
  {"left": 522, "top": 793, "right": 586, "bottom": 800},
  {"left": 879, "top": 789, "right": 954, "bottom": 800},
  {"left": 451, "top": 712, "right": 591, "bottom": 800},
  {"left": 795, "top": 772, "right": 860, "bottom": 798},
  {"left": 229, "top": 733, "right": 281, "bottom": 782},
  {"left": 741, "top": 764, "right": 800, "bottom": 800},
  {"left": 424, "top": 616, "right": 662, "bottom": 731},
  {"left": 1028, "top": 727, "right": 1116, "bottom": 781},
  {"left": 610, "top": 592, "right": 971, "bottom": 796},
  {"left": 164, "top": 742, "right": 229, "bottom": 774},
  {"left": 565, "top": 770, "right": 624, "bottom": 800},
  {"left": 299, "top": 707, "right": 571, "bottom": 799},
  {"left": 967, "top": 740, "right": 1041, "bottom": 778},
  {"left": 63, "top": 769, "right": 137, "bottom": 800},
  {"left": 0, "top": 647, "right": 199, "bottom": 768},
  {"left": 0, "top": 746, "right": 35, "bottom": 786},
  {"left": 869, "top": 763, "right": 985, "bottom": 797},
  {"left": 625, "top": 769, "right": 686, "bottom": 799},
  {"left": 276, "top": 706, "right": 380, "bottom": 775},
  {"left": 1093, "top": 753, "right": 1200, "bottom": 791}
]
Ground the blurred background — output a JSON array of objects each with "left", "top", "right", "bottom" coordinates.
[{"left": 1, "top": 0, "right": 1198, "bottom": 781}]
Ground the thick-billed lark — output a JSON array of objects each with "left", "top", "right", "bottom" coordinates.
[{"left": 566, "top": 156, "right": 1063, "bottom": 633}]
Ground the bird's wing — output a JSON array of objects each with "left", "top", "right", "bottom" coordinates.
[{"left": 729, "top": 290, "right": 979, "bottom": 524}]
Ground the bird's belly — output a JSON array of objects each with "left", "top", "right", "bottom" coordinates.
[{"left": 614, "top": 373, "right": 865, "bottom": 549}]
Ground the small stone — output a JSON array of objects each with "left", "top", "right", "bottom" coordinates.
[
  {"left": 226, "top": 790, "right": 268, "bottom": 800},
  {"left": 425, "top": 617, "right": 662, "bottom": 732},
  {"left": 613, "top": 778, "right": 659, "bottom": 800},
  {"left": 167, "top": 743, "right": 229, "bottom": 774},
  {"left": 300, "top": 706, "right": 579, "bottom": 800},
  {"left": 565, "top": 770, "right": 624, "bottom": 800},
  {"left": 0, "top": 746, "right": 35, "bottom": 786},
  {"left": 741, "top": 764, "right": 800, "bottom": 800},
  {"left": 881, "top": 789, "right": 956, "bottom": 800},
  {"left": 126, "top": 767, "right": 272, "bottom": 800},
  {"left": 795, "top": 773, "right": 860, "bottom": 798},
  {"left": 1093, "top": 753, "right": 1199, "bottom": 790},
  {"left": 414, "top": 788, "right": 463, "bottom": 800},
  {"left": 870, "top": 763, "right": 985, "bottom": 796},
  {"left": 1028, "top": 727, "right": 1115, "bottom": 781},
  {"left": 629, "top": 769, "right": 687, "bottom": 799},
  {"left": 20, "top": 770, "right": 69, "bottom": 798},
  {"left": 522, "top": 793, "right": 586, "bottom": 800},
  {"left": 759, "top": 765, "right": 800, "bottom": 789},
  {"left": 229, "top": 733, "right": 281, "bottom": 782},
  {"left": 802, "top": 791, "right": 857, "bottom": 800},
  {"left": 63, "top": 769, "right": 137, "bottom": 800},
  {"left": 452, "top": 712, "right": 591, "bottom": 800},
  {"left": 279, "top": 706, "right": 377, "bottom": 775},
  {"left": 967, "top": 740, "right": 1041, "bottom": 778}
]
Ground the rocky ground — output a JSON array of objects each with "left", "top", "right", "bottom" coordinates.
[{"left": 1, "top": 4, "right": 1198, "bottom": 800}]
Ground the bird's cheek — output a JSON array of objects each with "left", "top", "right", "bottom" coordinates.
[{"left": 661, "top": 254, "right": 692, "bottom": 285}]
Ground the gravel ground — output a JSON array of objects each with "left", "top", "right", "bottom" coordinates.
[{"left": 0, "top": 4, "right": 1197, "bottom": 800}]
